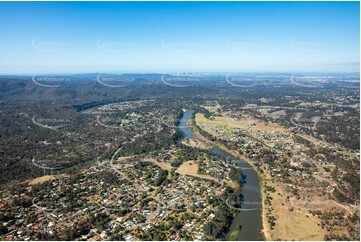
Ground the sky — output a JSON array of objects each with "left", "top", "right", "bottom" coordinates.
[{"left": 0, "top": 1, "right": 359, "bottom": 74}]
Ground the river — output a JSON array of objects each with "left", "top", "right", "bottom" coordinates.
[
  {"left": 80, "top": 106, "right": 264, "bottom": 240},
  {"left": 178, "top": 110, "right": 264, "bottom": 241}
]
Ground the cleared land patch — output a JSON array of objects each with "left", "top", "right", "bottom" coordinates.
[
  {"left": 195, "top": 113, "right": 289, "bottom": 134},
  {"left": 176, "top": 160, "right": 219, "bottom": 183},
  {"left": 143, "top": 158, "right": 172, "bottom": 172},
  {"left": 29, "top": 175, "right": 54, "bottom": 185}
]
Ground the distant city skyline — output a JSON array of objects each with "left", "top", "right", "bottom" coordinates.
[{"left": 0, "top": 1, "right": 359, "bottom": 74}]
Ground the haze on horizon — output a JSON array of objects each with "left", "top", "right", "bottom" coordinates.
[{"left": 0, "top": 1, "right": 359, "bottom": 74}]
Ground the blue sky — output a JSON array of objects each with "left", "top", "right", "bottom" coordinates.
[{"left": 0, "top": 1, "right": 359, "bottom": 74}]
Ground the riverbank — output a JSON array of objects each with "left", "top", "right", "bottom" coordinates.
[
  {"left": 188, "top": 125, "right": 272, "bottom": 240},
  {"left": 191, "top": 124, "right": 270, "bottom": 240},
  {"left": 191, "top": 112, "right": 329, "bottom": 240},
  {"left": 260, "top": 176, "right": 272, "bottom": 241}
]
